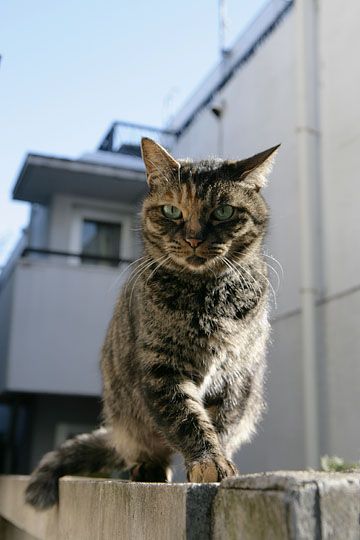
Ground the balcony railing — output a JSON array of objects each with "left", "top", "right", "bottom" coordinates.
[
  {"left": 98, "top": 120, "right": 179, "bottom": 155},
  {"left": 22, "top": 247, "right": 133, "bottom": 267}
]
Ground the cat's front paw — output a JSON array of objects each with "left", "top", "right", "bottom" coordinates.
[{"left": 187, "top": 456, "right": 238, "bottom": 483}]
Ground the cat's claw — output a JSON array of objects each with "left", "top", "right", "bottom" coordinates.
[{"left": 187, "top": 456, "right": 238, "bottom": 483}]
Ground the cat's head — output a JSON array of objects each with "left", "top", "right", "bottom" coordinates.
[{"left": 141, "top": 138, "right": 279, "bottom": 274}]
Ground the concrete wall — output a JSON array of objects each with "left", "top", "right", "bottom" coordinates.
[
  {"left": 172, "top": 8, "right": 307, "bottom": 472},
  {"left": 237, "top": 311, "right": 305, "bottom": 472},
  {"left": 174, "top": 8, "right": 299, "bottom": 319},
  {"left": 0, "top": 273, "right": 15, "bottom": 393},
  {"left": 28, "top": 205, "right": 49, "bottom": 251},
  {"left": 320, "top": 0, "right": 360, "bottom": 296},
  {"left": 1, "top": 472, "right": 359, "bottom": 539},
  {"left": 4, "top": 259, "right": 128, "bottom": 396},
  {"left": 169, "top": 0, "right": 360, "bottom": 469},
  {"left": 48, "top": 193, "right": 138, "bottom": 260},
  {"left": 318, "top": 0, "right": 360, "bottom": 459}
]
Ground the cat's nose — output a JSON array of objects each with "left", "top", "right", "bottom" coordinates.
[{"left": 185, "top": 238, "right": 203, "bottom": 249}]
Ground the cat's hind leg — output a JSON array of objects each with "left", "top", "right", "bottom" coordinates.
[
  {"left": 130, "top": 461, "right": 171, "bottom": 482},
  {"left": 110, "top": 422, "right": 173, "bottom": 483}
]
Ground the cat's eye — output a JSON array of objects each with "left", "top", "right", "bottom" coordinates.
[
  {"left": 212, "top": 205, "right": 234, "bottom": 221},
  {"left": 162, "top": 205, "right": 182, "bottom": 220}
]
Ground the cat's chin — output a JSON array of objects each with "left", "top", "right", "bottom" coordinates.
[
  {"left": 169, "top": 254, "right": 218, "bottom": 274},
  {"left": 186, "top": 255, "right": 207, "bottom": 267}
]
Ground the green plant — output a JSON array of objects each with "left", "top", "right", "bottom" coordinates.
[{"left": 320, "top": 455, "right": 360, "bottom": 472}]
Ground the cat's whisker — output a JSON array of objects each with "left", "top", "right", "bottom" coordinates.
[
  {"left": 108, "top": 256, "right": 149, "bottom": 294},
  {"left": 127, "top": 258, "right": 160, "bottom": 309},
  {"left": 230, "top": 262, "right": 249, "bottom": 296},
  {"left": 263, "top": 252, "right": 284, "bottom": 278},
  {"left": 124, "top": 257, "right": 155, "bottom": 298},
  {"left": 222, "top": 257, "right": 246, "bottom": 296},
  {"left": 145, "top": 255, "right": 171, "bottom": 286},
  {"left": 231, "top": 259, "right": 262, "bottom": 300},
  {"left": 254, "top": 266, "right": 277, "bottom": 309},
  {"left": 238, "top": 266, "right": 259, "bottom": 300},
  {"left": 125, "top": 257, "right": 153, "bottom": 287},
  {"left": 233, "top": 257, "right": 277, "bottom": 309},
  {"left": 128, "top": 254, "right": 169, "bottom": 305},
  {"left": 263, "top": 261, "right": 281, "bottom": 292}
]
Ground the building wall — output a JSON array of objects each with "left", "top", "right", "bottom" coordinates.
[
  {"left": 174, "top": 10, "right": 299, "bottom": 320},
  {"left": 48, "top": 193, "right": 139, "bottom": 260},
  {"left": 0, "top": 273, "right": 15, "bottom": 393},
  {"left": 173, "top": 8, "right": 307, "bottom": 472},
  {"left": 28, "top": 204, "right": 49, "bottom": 250},
  {"left": 170, "top": 0, "right": 360, "bottom": 469},
  {"left": 5, "top": 259, "right": 128, "bottom": 396},
  {"left": 319, "top": 0, "right": 360, "bottom": 459},
  {"left": 173, "top": 109, "right": 219, "bottom": 159}
]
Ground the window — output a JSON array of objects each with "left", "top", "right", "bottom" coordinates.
[{"left": 81, "top": 219, "right": 121, "bottom": 266}]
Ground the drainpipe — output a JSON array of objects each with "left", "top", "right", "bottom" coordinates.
[{"left": 296, "top": 0, "right": 321, "bottom": 468}]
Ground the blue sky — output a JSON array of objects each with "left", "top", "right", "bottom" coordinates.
[{"left": 0, "top": 0, "right": 268, "bottom": 265}]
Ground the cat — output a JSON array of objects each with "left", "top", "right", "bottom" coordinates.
[{"left": 25, "top": 137, "right": 279, "bottom": 509}]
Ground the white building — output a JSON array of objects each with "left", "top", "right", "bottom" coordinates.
[
  {"left": 169, "top": 0, "right": 360, "bottom": 470},
  {"left": 0, "top": 127, "right": 152, "bottom": 471},
  {"left": 0, "top": 0, "right": 359, "bottom": 474}
]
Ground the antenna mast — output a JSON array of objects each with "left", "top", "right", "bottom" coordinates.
[{"left": 219, "top": 0, "right": 228, "bottom": 58}]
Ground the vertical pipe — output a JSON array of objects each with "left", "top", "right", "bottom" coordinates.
[{"left": 296, "top": 0, "right": 321, "bottom": 468}]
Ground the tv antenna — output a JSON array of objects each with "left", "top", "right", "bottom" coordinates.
[{"left": 219, "top": 0, "right": 229, "bottom": 58}]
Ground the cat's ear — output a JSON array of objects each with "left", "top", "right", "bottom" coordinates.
[
  {"left": 228, "top": 144, "right": 280, "bottom": 190},
  {"left": 141, "top": 138, "right": 180, "bottom": 187}
]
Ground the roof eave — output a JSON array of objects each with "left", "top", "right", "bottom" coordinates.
[{"left": 13, "top": 154, "right": 147, "bottom": 206}]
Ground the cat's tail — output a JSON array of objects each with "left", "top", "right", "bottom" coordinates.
[{"left": 25, "top": 427, "right": 124, "bottom": 510}]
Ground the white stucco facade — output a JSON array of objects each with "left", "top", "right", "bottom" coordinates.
[{"left": 169, "top": 0, "right": 360, "bottom": 469}]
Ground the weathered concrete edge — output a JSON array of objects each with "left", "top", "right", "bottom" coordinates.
[
  {"left": 0, "top": 476, "right": 220, "bottom": 540},
  {"left": 220, "top": 470, "right": 360, "bottom": 490},
  {"left": 59, "top": 476, "right": 219, "bottom": 540},
  {"left": 185, "top": 484, "right": 218, "bottom": 540},
  {"left": 216, "top": 471, "right": 360, "bottom": 540},
  {"left": 0, "top": 476, "right": 58, "bottom": 539},
  {"left": 1, "top": 473, "right": 360, "bottom": 540}
]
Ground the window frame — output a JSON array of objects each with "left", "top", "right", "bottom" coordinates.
[{"left": 70, "top": 205, "right": 134, "bottom": 264}]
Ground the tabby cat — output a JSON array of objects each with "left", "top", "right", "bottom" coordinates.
[{"left": 25, "top": 138, "right": 279, "bottom": 509}]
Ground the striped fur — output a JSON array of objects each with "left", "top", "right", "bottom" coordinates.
[{"left": 26, "top": 139, "right": 278, "bottom": 509}]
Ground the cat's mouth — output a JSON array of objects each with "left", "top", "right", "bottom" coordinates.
[{"left": 186, "top": 255, "right": 207, "bottom": 267}]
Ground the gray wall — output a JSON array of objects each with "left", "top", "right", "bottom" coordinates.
[
  {"left": 174, "top": 6, "right": 299, "bottom": 320},
  {"left": 5, "top": 259, "right": 128, "bottom": 396},
  {"left": 173, "top": 7, "right": 307, "bottom": 472},
  {"left": 318, "top": 0, "right": 360, "bottom": 459},
  {"left": 170, "top": 0, "right": 360, "bottom": 469},
  {"left": 0, "top": 273, "right": 15, "bottom": 393},
  {"left": 28, "top": 204, "right": 49, "bottom": 250},
  {"left": 48, "top": 193, "right": 138, "bottom": 260}
]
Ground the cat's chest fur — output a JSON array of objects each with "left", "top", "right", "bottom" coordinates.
[
  {"left": 140, "top": 267, "right": 267, "bottom": 371},
  {"left": 146, "top": 268, "right": 263, "bottom": 323}
]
